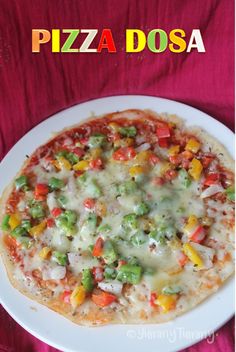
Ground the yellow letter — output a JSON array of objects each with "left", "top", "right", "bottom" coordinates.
[
  {"left": 126, "top": 29, "right": 146, "bottom": 52},
  {"left": 32, "top": 29, "right": 51, "bottom": 53},
  {"left": 169, "top": 29, "right": 186, "bottom": 53},
  {"left": 52, "top": 29, "right": 60, "bottom": 52}
]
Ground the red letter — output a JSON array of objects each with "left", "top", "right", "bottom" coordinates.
[{"left": 97, "top": 29, "right": 117, "bottom": 53}]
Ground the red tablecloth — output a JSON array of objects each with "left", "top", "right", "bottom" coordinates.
[{"left": 0, "top": 0, "right": 234, "bottom": 351}]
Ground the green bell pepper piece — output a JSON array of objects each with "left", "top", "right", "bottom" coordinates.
[
  {"left": 117, "top": 180, "right": 137, "bottom": 195},
  {"left": 134, "top": 202, "right": 150, "bottom": 216},
  {"left": 11, "top": 226, "right": 26, "bottom": 238},
  {"left": 48, "top": 177, "right": 64, "bottom": 191},
  {"left": 117, "top": 264, "right": 142, "bottom": 284},
  {"left": 15, "top": 175, "right": 28, "bottom": 191},
  {"left": 122, "top": 213, "right": 138, "bottom": 230},
  {"left": 1, "top": 215, "right": 10, "bottom": 231},
  {"left": 178, "top": 169, "right": 191, "bottom": 188},
  {"left": 30, "top": 203, "right": 45, "bottom": 219},
  {"left": 225, "top": 186, "right": 235, "bottom": 202},
  {"left": 162, "top": 285, "right": 182, "bottom": 295},
  {"left": 119, "top": 126, "right": 137, "bottom": 137},
  {"left": 52, "top": 251, "right": 67, "bottom": 266},
  {"left": 88, "top": 133, "right": 107, "bottom": 148},
  {"left": 103, "top": 240, "right": 118, "bottom": 264},
  {"left": 104, "top": 265, "right": 117, "bottom": 280},
  {"left": 82, "top": 269, "right": 94, "bottom": 292}
]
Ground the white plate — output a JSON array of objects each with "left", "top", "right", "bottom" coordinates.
[{"left": 0, "top": 96, "right": 234, "bottom": 352}]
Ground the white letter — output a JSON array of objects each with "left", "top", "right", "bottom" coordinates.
[
  {"left": 187, "top": 29, "right": 205, "bottom": 52},
  {"left": 80, "top": 29, "right": 98, "bottom": 52}
]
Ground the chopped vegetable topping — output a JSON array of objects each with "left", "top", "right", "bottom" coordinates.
[
  {"left": 92, "top": 290, "right": 117, "bottom": 307},
  {"left": 82, "top": 269, "right": 94, "bottom": 292},
  {"left": 48, "top": 177, "right": 65, "bottom": 191},
  {"left": 119, "top": 126, "right": 137, "bottom": 137},
  {"left": 52, "top": 251, "right": 67, "bottom": 266},
  {"left": 117, "top": 264, "right": 142, "bottom": 284},
  {"left": 15, "top": 175, "right": 28, "bottom": 191}
]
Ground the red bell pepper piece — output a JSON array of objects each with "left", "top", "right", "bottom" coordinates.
[
  {"left": 34, "top": 183, "right": 49, "bottom": 200},
  {"left": 51, "top": 207, "right": 62, "bottom": 218},
  {"left": 89, "top": 158, "right": 103, "bottom": 170},
  {"left": 156, "top": 126, "right": 171, "bottom": 139},
  {"left": 149, "top": 153, "right": 160, "bottom": 166},
  {"left": 204, "top": 173, "right": 220, "bottom": 186},
  {"left": 165, "top": 169, "right": 178, "bottom": 181},
  {"left": 92, "top": 291, "right": 117, "bottom": 307},
  {"left": 46, "top": 218, "right": 55, "bottom": 228},
  {"left": 150, "top": 292, "right": 158, "bottom": 307},
  {"left": 177, "top": 251, "right": 188, "bottom": 267},
  {"left": 113, "top": 147, "right": 136, "bottom": 161},
  {"left": 190, "top": 225, "right": 205, "bottom": 243},
  {"left": 92, "top": 267, "right": 104, "bottom": 282},
  {"left": 92, "top": 237, "right": 104, "bottom": 257},
  {"left": 61, "top": 290, "right": 72, "bottom": 304},
  {"left": 83, "top": 198, "right": 96, "bottom": 210},
  {"left": 158, "top": 138, "right": 169, "bottom": 148}
]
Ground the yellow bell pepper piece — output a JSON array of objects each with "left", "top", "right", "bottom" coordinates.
[
  {"left": 168, "top": 237, "right": 182, "bottom": 250},
  {"left": 109, "top": 122, "right": 120, "bottom": 132},
  {"left": 39, "top": 246, "right": 51, "bottom": 260},
  {"left": 129, "top": 165, "right": 144, "bottom": 177},
  {"left": 188, "top": 158, "right": 203, "bottom": 180},
  {"left": 160, "top": 161, "right": 172, "bottom": 174},
  {"left": 90, "top": 147, "right": 102, "bottom": 159},
  {"left": 70, "top": 285, "right": 86, "bottom": 308},
  {"left": 183, "top": 243, "right": 203, "bottom": 268},
  {"left": 184, "top": 215, "right": 198, "bottom": 233},
  {"left": 57, "top": 156, "right": 72, "bottom": 171},
  {"left": 185, "top": 138, "right": 201, "bottom": 153},
  {"left": 8, "top": 214, "right": 21, "bottom": 230},
  {"left": 168, "top": 145, "right": 180, "bottom": 156},
  {"left": 53, "top": 160, "right": 61, "bottom": 170},
  {"left": 155, "top": 294, "right": 177, "bottom": 313},
  {"left": 73, "top": 160, "right": 90, "bottom": 171},
  {"left": 29, "top": 220, "right": 46, "bottom": 237},
  {"left": 95, "top": 201, "right": 107, "bottom": 217},
  {"left": 113, "top": 137, "right": 134, "bottom": 148},
  {"left": 136, "top": 150, "right": 152, "bottom": 163}
]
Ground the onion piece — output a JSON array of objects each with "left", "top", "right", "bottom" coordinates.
[
  {"left": 68, "top": 252, "right": 81, "bottom": 267},
  {"left": 201, "top": 184, "right": 224, "bottom": 199},
  {"left": 135, "top": 143, "right": 151, "bottom": 153},
  {"left": 98, "top": 281, "right": 123, "bottom": 295},
  {"left": 50, "top": 266, "right": 66, "bottom": 280},
  {"left": 191, "top": 243, "right": 215, "bottom": 270},
  {"left": 47, "top": 192, "right": 57, "bottom": 211},
  {"left": 135, "top": 135, "right": 146, "bottom": 145},
  {"left": 63, "top": 137, "right": 73, "bottom": 146}
]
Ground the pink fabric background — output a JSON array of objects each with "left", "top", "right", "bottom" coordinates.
[{"left": 0, "top": 0, "right": 234, "bottom": 351}]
